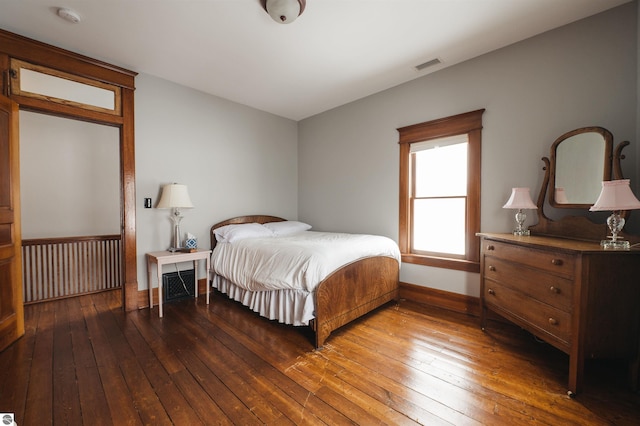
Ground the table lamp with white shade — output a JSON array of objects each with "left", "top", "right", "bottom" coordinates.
[
  {"left": 503, "top": 187, "right": 538, "bottom": 236},
  {"left": 157, "top": 183, "right": 194, "bottom": 252},
  {"left": 589, "top": 179, "right": 640, "bottom": 249}
]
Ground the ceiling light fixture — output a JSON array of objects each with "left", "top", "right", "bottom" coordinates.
[
  {"left": 261, "top": 0, "right": 306, "bottom": 24},
  {"left": 57, "top": 7, "right": 81, "bottom": 24}
]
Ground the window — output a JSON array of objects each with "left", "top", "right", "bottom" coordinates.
[
  {"left": 411, "top": 135, "right": 468, "bottom": 255},
  {"left": 398, "top": 109, "right": 484, "bottom": 272}
]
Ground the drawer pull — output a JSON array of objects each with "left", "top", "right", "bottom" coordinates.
[
  {"left": 551, "top": 259, "right": 563, "bottom": 266},
  {"left": 548, "top": 318, "right": 558, "bottom": 325},
  {"left": 487, "top": 288, "right": 495, "bottom": 295},
  {"left": 486, "top": 245, "right": 495, "bottom": 251},
  {"left": 488, "top": 265, "right": 496, "bottom": 272},
  {"left": 550, "top": 286, "right": 560, "bottom": 294}
]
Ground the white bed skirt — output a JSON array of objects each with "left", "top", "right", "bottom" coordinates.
[{"left": 211, "top": 274, "right": 315, "bottom": 326}]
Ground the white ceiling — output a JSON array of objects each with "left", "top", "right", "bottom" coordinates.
[{"left": 0, "top": 0, "right": 630, "bottom": 121}]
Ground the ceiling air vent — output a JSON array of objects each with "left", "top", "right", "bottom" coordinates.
[{"left": 415, "top": 58, "right": 442, "bottom": 71}]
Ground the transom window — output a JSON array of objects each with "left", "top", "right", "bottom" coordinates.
[
  {"left": 398, "top": 109, "right": 484, "bottom": 272},
  {"left": 10, "top": 59, "right": 121, "bottom": 115}
]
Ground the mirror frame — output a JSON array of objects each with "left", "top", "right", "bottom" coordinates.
[{"left": 548, "top": 126, "right": 613, "bottom": 208}]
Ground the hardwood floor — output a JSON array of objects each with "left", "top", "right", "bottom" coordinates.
[{"left": 1, "top": 290, "right": 639, "bottom": 425}]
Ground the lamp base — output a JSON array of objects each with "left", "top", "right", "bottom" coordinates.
[
  {"left": 600, "top": 239, "right": 630, "bottom": 250},
  {"left": 168, "top": 209, "right": 184, "bottom": 253},
  {"left": 511, "top": 209, "right": 530, "bottom": 236}
]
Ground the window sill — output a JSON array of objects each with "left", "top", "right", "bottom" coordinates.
[{"left": 401, "top": 253, "right": 480, "bottom": 273}]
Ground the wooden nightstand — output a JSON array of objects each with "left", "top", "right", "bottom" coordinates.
[{"left": 146, "top": 249, "right": 212, "bottom": 317}]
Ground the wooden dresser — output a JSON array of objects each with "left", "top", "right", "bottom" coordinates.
[{"left": 478, "top": 233, "right": 640, "bottom": 395}]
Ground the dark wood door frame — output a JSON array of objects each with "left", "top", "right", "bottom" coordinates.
[{"left": 0, "top": 29, "right": 139, "bottom": 311}]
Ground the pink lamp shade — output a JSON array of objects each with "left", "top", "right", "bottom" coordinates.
[
  {"left": 589, "top": 179, "right": 640, "bottom": 212},
  {"left": 555, "top": 187, "right": 569, "bottom": 204},
  {"left": 503, "top": 188, "right": 537, "bottom": 210}
]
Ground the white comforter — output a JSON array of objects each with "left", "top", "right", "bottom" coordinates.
[{"left": 211, "top": 231, "right": 401, "bottom": 292}]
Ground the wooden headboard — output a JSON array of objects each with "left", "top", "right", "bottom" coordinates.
[{"left": 210, "top": 215, "right": 286, "bottom": 249}]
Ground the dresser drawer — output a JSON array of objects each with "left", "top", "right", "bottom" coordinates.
[
  {"left": 483, "top": 257, "right": 573, "bottom": 312},
  {"left": 483, "top": 282, "right": 572, "bottom": 345},
  {"left": 483, "top": 240, "right": 575, "bottom": 278}
]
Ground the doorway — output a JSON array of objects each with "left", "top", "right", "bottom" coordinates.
[
  {"left": 19, "top": 111, "right": 122, "bottom": 302},
  {"left": 1, "top": 28, "right": 139, "bottom": 321}
]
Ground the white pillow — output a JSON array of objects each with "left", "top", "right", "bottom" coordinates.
[
  {"left": 214, "top": 223, "right": 274, "bottom": 243},
  {"left": 263, "top": 220, "right": 312, "bottom": 236}
]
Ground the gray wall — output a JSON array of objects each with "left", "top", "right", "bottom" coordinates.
[
  {"left": 297, "top": 3, "right": 638, "bottom": 296},
  {"left": 135, "top": 75, "right": 299, "bottom": 290},
  {"left": 20, "top": 111, "right": 120, "bottom": 239}
]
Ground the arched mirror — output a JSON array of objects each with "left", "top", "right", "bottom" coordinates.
[
  {"left": 550, "top": 127, "right": 612, "bottom": 208},
  {"left": 530, "top": 126, "right": 631, "bottom": 241}
]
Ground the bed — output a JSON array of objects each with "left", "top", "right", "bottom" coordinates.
[{"left": 209, "top": 215, "right": 400, "bottom": 349}]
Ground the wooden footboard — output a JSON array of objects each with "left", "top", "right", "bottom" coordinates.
[{"left": 313, "top": 256, "right": 399, "bottom": 349}]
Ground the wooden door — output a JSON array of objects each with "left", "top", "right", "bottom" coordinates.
[{"left": 0, "top": 94, "right": 24, "bottom": 351}]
